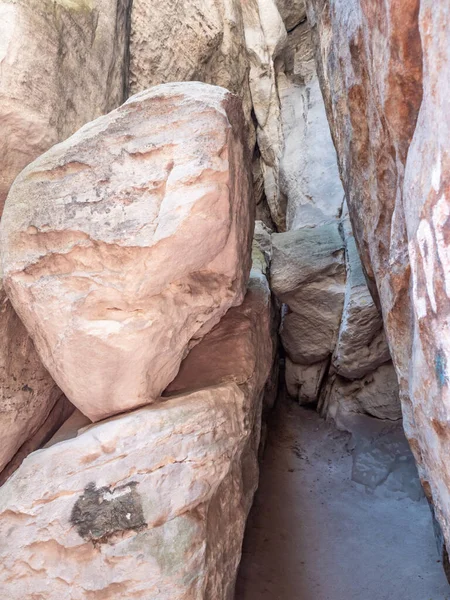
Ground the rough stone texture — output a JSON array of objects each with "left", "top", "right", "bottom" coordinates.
[
  {"left": 306, "top": 0, "right": 450, "bottom": 552},
  {"left": 0, "top": 280, "right": 63, "bottom": 474},
  {"left": 165, "top": 261, "right": 273, "bottom": 398},
  {"left": 130, "top": 0, "right": 291, "bottom": 228},
  {"left": 285, "top": 357, "right": 328, "bottom": 405},
  {"left": 320, "top": 363, "right": 401, "bottom": 422},
  {"left": 0, "top": 0, "right": 130, "bottom": 216},
  {"left": 275, "top": 0, "right": 306, "bottom": 31},
  {"left": 278, "top": 21, "right": 344, "bottom": 231},
  {"left": 242, "top": 0, "right": 287, "bottom": 229},
  {"left": 0, "top": 394, "right": 74, "bottom": 486},
  {"left": 0, "top": 259, "right": 273, "bottom": 599},
  {"left": 271, "top": 223, "right": 346, "bottom": 364},
  {"left": 1, "top": 82, "right": 253, "bottom": 422},
  {"left": 332, "top": 214, "right": 391, "bottom": 380}
]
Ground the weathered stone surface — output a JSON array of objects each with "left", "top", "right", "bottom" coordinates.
[
  {"left": 275, "top": 0, "right": 306, "bottom": 31},
  {"left": 165, "top": 261, "right": 273, "bottom": 398},
  {"left": 0, "top": 258, "right": 273, "bottom": 598},
  {"left": 242, "top": 0, "right": 287, "bottom": 229},
  {"left": 130, "top": 0, "right": 254, "bottom": 148},
  {"left": 279, "top": 21, "right": 344, "bottom": 231},
  {"left": 0, "top": 394, "right": 73, "bottom": 486},
  {"left": 0, "top": 384, "right": 254, "bottom": 599},
  {"left": 285, "top": 357, "right": 328, "bottom": 405},
  {"left": 271, "top": 223, "right": 345, "bottom": 364},
  {"left": 320, "top": 363, "right": 401, "bottom": 422},
  {"left": 0, "top": 0, "right": 130, "bottom": 216},
  {"left": 1, "top": 82, "right": 253, "bottom": 422},
  {"left": 308, "top": 0, "right": 450, "bottom": 554},
  {"left": 0, "top": 280, "right": 63, "bottom": 474},
  {"left": 333, "top": 215, "right": 391, "bottom": 379}
]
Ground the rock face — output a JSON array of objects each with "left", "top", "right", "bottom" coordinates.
[
  {"left": 271, "top": 223, "right": 346, "bottom": 365},
  {"left": 278, "top": 20, "right": 344, "bottom": 231},
  {"left": 332, "top": 214, "right": 391, "bottom": 380},
  {"left": 130, "top": 0, "right": 289, "bottom": 229},
  {"left": 264, "top": 13, "right": 398, "bottom": 419},
  {"left": 307, "top": 0, "right": 450, "bottom": 553},
  {"left": 0, "top": 0, "right": 130, "bottom": 480},
  {"left": 1, "top": 83, "right": 253, "bottom": 422},
  {"left": 0, "top": 0, "right": 130, "bottom": 216},
  {"left": 0, "top": 279, "right": 65, "bottom": 475},
  {"left": 0, "top": 257, "right": 274, "bottom": 600}
]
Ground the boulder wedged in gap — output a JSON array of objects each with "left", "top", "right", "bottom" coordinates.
[
  {"left": 0, "top": 260, "right": 274, "bottom": 599},
  {"left": 1, "top": 82, "right": 253, "bottom": 422},
  {"left": 0, "top": 0, "right": 130, "bottom": 216},
  {"left": 271, "top": 222, "right": 346, "bottom": 365}
]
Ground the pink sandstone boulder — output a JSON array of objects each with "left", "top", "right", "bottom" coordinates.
[
  {"left": 1, "top": 82, "right": 253, "bottom": 422},
  {"left": 0, "top": 258, "right": 274, "bottom": 599}
]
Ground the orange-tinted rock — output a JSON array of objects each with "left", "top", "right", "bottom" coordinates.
[
  {"left": 1, "top": 83, "right": 253, "bottom": 422},
  {"left": 308, "top": 0, "right": 450, "bottom": 552}
]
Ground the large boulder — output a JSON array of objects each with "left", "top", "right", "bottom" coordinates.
[
  {"left": 307, "top": 0, "right": 450, "bottom": 554},
  {"left": 0, "top": 0, "right": 130, "bottom": 216},
  {"left": 1, "top": 82, "right": 253, "bottom": 422},
  {"left": 0, "top": 259, "right": 274, "bottom": 599}
]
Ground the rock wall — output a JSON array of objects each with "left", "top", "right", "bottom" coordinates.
[
  {"left": 0, "top": 0, "right": 131, "bottom": 477},
  {"left": 307, "top": 0, "right": 450, "bottom": 555},
  {"left": 0, "top": 0, "right": 418, "bottom": 594},
  {"left": 265, "top": 13, "right": 399, "bottom": 421}
]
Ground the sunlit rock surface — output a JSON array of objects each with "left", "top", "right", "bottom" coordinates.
[
  {"left": 1, "top": 82, "right": 253, "bottom": 422},
  {"left": 0, "top": 259, "right": 274, "bottom": 600}
]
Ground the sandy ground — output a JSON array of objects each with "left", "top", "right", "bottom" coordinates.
[{"left": 235, "top": 399, "right": 450, "bottom": 600}]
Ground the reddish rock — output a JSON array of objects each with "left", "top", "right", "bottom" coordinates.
[
  {"left": 1, "top": 83, "right": 253, "bottom": 422},
  {"left": 308, "top": 0, "right": 450, "bottom": 551}
]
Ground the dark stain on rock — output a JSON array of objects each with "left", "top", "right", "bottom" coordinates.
[
  {"left": 71, "top": 481, "right": 146, "bottom": 544},
  {"left": 435, "top": 350, "right": 448, "bottom": 388}
]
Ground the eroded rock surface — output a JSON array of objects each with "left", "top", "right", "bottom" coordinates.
[
  {"left": 0, "top": 0, "right": 130, "bottom": 216},
  {"left": 0, "top": 280, "right": 64, "bottom": 474},
  {"left": 1, "top": 82, "right": 253, "bottom": 422},
  {"left": 307, "top": 0, "right": 450, "bottom": 551},
  {"left": 0, "top": 258, "right": 274, "bottom": 599}
]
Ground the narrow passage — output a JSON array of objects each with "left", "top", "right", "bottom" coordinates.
[{"left": 236, "top": 399, "right": 449, "bottom": 600}]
